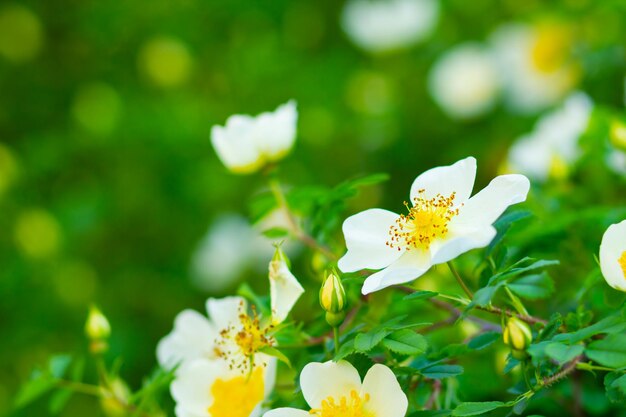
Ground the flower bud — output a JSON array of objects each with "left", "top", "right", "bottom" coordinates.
[
  {"left": 320, "top": 272, "right": 346, "bottom": 314},
  {"left": 100, "top": 377, "right": 131, "bottom": 417},
  {"left": 503, "top": 317, "right": 532, "bottom": 359},
  {"left": 85, "top": 305, "right": 111, "bottom": 353}
]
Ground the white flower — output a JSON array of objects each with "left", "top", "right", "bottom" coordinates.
[
  {"left": 338, "top": 157, "right": 530, "bottom": 294},
  {"left": 600, "top": 220, "right": 626, "bottom": 292},
  {"left": 157, "top": 297, "right": 278, "bottom": 417},
  {"left": 263, "top": 360, "right": 407, "bottom": 417},
  {"left": 269, "top": 247, "right": 305, "bottom": 325},
  {"left": 428, "top": 43, "right": 501, "bottom": 119},
  {"left": 341, "top": 0, "right": 439, "bottom": 53},
  {"left": 607, "top": 149, "right": 626, "bottom": 177},
  {"left": 491, "top": 23, "right": 578, "bottom": 113},
  {"left": 507, "top": 93, "right": 593, "bottom": 181},
  {"left": 211, "top": 101, "right": 297, "bottom": 174}
]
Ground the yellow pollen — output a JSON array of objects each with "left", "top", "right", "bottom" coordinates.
[
  {"left": 215, "top": 302, "right": 274, "bottom": 373},
  {"left": 208, "top": 366, "right": 265, "bottom": 417},
  {"left": 309, "top": 390, "right": 374, "bottom": 417},
  {"left": 387, "top": 190, "right": 459, "bottom": 251},
  {"left": 619, "top": 251, "right": 626, "bottom": 280},
  {"left": 530, "top": 24, "right": 571, "bottom": 73}
]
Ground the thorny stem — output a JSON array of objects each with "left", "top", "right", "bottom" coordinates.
[
  {"left": 539, "top": 356, "right": 584, "bottom": 388},
  {"left": 447, "top": 261, "right": 473, "bottom": 299},
  {"left": 268, "top": 177, "right": 337, "bottom": 261}
]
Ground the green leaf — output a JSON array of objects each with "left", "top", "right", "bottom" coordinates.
[
  {"left": 452, "top": 401, "right": 505, "bottom": 416},
  {"left": 470, "top": 285, "right": 501, "bottom": 308},
  {"left": 585, "top": 334, "right": 626, "bottom": 368},
  {"left": 554, "top": 315, "right": 626, "bottom": 344},
  {"left": 403, "top": 290, "right": 439, "bottom": 302},
  {"left": 420, "top": 364, "right": 464, "bottom": 379},
  {"left": 605, "top": 372, "right": 626, "bottom": 404},
  {"left": 545, "top": 342, "right": 584, "bottom": 365},
  {"left": 335, "top": 338, "right": 357, "bottom": 361},
  {"left": 409, "top": 411, "right": 452, "bottom": 417},
  {"left": 260, "top": 227, "right": 290, "bottom": 239},
  {"left": 468, "top": 332, "right": 501, "bottom": 351},
  {"left": 258, "top": 346, "right": 291, "bottom": 368},
  {"left": 488, "top": 258, "right": 559, "bottom": 286},
  {"left": 508, "top": 273, "right": 554, "bottom": 300},
  {"left": 49, "top": 389, "right": 72, "bottom": 415},
  {"left": 15, "top": 371, "right": 56, "bottom": 409},
  {"left": 48, "top": 355, "right": 72, "bottom": 379},
  {"left": 355, "top": 328, "right": 391, "bottom": 352},
  {"left": 382, "top": 330, "right": 428, "bottom": 355}
]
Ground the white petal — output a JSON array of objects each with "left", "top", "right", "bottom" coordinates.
[
  {"left": 261, "top": 355, "right": 278, "bottom": 398},
  {"left": 338, "top": 208, "right": 403, "bottom": 273},
  {"left": 171, "top": 359, "right": 223, "bottom": 414},
  {"left": 600, "top": 220, "right": 626, "bottom": 292},
  {"left": 361, "top": 364, "right": 408, "bottom": 417},
  {"left": 452, "top": 174, "right": 530, "bottom": 230},
  {"left": 429, "top": 226, "right": 497, "bottom": 265},
  {"left": 253, "top": 100, "right": 298, "bottom": 161},
  {"left": 269, "top": 260, "right": 304, "bottom": 325},
  {"left": 211, "top": 115, "right": 264, "bottom": 174},
  {"left": 174, "top": 405, "right": 206, "bottom": 417},
  {"left": 409, "top": 157, "right": 477, "bottom": 205},
  {"left": 263, "top": 409, "right": 310, "bottom": 417},
  {"left": 156, "top": 309, "right": 216, "bottom": 369},
  {"left": 300, "top": 360, "right": 362, "bottom": 410},
  {"left": 361, "top": 250, "right": 431, "bottom": 294},
  {"left": 206, "top": 296, "right": 247, "bottom": 330}
]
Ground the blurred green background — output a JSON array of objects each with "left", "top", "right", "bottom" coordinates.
[{"left": 1, "top": 0, "right": 625, "bottom": 415}]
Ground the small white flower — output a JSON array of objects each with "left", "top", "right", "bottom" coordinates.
[
  {"left": 211, "top": 101, "right": 297, "bottom": 174},
  {"left": 269, "top": 247, "right": 305, "bottom": 325},
  {"left": 600, "top": 220, "right": 626, "bottom": 292},
  {"left": 428, "top": 43, "right": 501, "bottom": 119},
  {"left": 607, "top": 149, "right": 626, "bottom": 177},
  {"left": 507, "top": 93, "right": 592, "bottom": 181},
  {"left": 263, "top": 360, "right": 407, "bottom": 417},
  {"left": 491, "top": 23, "right": 578, "bottom": 113},
  {"left": 338, "top": 157, "right": 530, "bottom": 294},
  {"left": 157, "top": 297, "right": 278, "bottom": 417},
  {"left": 341, "top": 0, "right": 439, "bottom": 53}
]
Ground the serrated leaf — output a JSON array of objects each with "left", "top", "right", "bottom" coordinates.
[
  {"left": 335, "top": 338, "right": 357, "bottom": 361},
  {"left": 403, "top": 290, "right": 439, "bottom": 302},
  {"left": 355, "top": 328, "right": 391, "bottom": 352},
  {"left": 382, "top": 330, "right": 428, "bottom": 355},
  {"left": 452, "top": 401, "right": 505, "bottom": 416},
  {"left": 508, "top": 273, "right": 554, "bottom": 300},
  {"left": 545, "top": 342, "right": 584, "bottom": 365},
  {"left": 468, "top": 332, "right": 501, "bottom": 351},
  {"left": 554, "top": 315, "right": 626, "bottom": 344},
  {"left": 470, "top": 285, "right": 501, "bottom": 308},
  {"left": 585, "top": 334, "right": 626, "bottom": 368},
  {"left": 258, "top": 346, "right": 291, "bottom": 368}
]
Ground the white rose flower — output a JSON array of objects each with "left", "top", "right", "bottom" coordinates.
[
  {"left": 211, "top": 100, "right": 297, "bottom": 174},
  {"left": 491, "top": 23, "right": 578, "bottom": 114},
  {"left": 600, "top": 220, "right": 626, "bottom": 292},
  {"left": 341, "top": 0, "right": 439, "bottom": 53},
  {"left": 507, "top": 92, "right": 593, "bottom": 181},
  {"left": 428, "top": 43, "right": 501, "bottom": 119},
  {"left": 338, "top": 157, "right": 530, "bottom": 294},
  {"left": 263, "top": 360, "right": 407, "bottom": 417}
]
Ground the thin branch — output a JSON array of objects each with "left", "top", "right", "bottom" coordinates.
[
  {"left": 447, "top": 261, "right": 473, "bottom": 298},
  {"left": 541, "top": 356, "right": 583, "bottom": 387}
]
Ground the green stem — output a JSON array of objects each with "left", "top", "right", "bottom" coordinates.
[
  {"left": 57, "top": 380, "right": 102, "bottom": 396},
  {"left": 333, "top": 327, "right": 340, "bottom": 357},
  {"left": 576, "top": 362, "right": 616, "bottom": 373},
  {"left": 504, "top": 286, "right": 529, "bottom": 316},
  {"left": 447, "top": 261, "right": 473, "bottom": 299},
  {"left": 521, "top": 361, "right": 533, "bottom": 391}
]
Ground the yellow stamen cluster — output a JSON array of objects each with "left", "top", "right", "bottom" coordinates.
[
  {"left": 208, "top": 366, "right": 265, "bottom": 417},
  {"left": 309, "top": 390, "right": 373, "bottom": 417},
  {"left": 215, "top": 302, "right": 273, "bottom": 373},
  {"left": 387, "top": 190, "right": 459, "bottom": 251},
  {"left": 530, "top": 25, "right": 571, "bottom": 73},
  {"left": 619, "top": 251, "right": 626, "bottom": 280}
]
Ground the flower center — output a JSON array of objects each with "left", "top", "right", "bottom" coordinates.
[
  {"left": 309, "top": 390, "right": 374, "bottom": 417},
  {"left": 387, "top": 190, "right": 459, "bottom": 251},
  {"left": 530, "top": 25, "right": 570, "bottom": 73},
  {"left": 208, "top": 366, "right": 265, "bottom": 417},
  {"left": 619, "top": 251, "right": 626, "bottom": 280},
  {"left": 215, "top": 302, "right": 274, "bottom": 373}
]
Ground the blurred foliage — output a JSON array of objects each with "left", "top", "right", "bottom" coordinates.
[{"left": 1, "top": 0, "right": 625, "bottom": 416}]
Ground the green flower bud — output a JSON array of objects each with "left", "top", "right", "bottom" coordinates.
[
  {"left": 320, "top": 272, "right": 346, "bottom": 314},
  {"left": 503, "top": 317, "right": 532, "bottom": 358},
  {"left": 86, "top": 305, "right": 110, "bottom": 353}
]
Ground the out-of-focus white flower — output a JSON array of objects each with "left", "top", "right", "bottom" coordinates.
[
  {"left": 157, "top": 297, "right": 278, "bottom": 417},
  {"left": 190, "top": 213, "right": 300, "bottom": 293},
  {"left": 428, "top": 43, "right": 501, "bottom": 119},
  {"left": 599, "top": 220, "right": 626, "bottom": 292},
  {"left": 506, "top": 93, "right": 593, "bottom": 181},
  {"left": 211, "top": 101, "right": 297, "bottom": 174},
  {"left": 341, "top": 0, "right": 439, "bottom": 53},
  {"left": 269, "top": 246, "right": 305, "bottom": 325},
  {"left": 491, "top": 22, "right": 579, "bottom": 113},
  {"left": 607, "top": 149, "right": 626, "bottom": 177},
  {"left": 263, "top": 360, "right": 407, "bottom": 417},
  {"left": 338, "top": 157, "right": 530, "bottom": 294}
]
